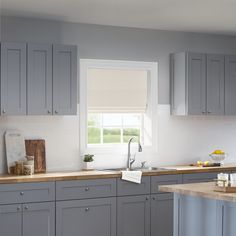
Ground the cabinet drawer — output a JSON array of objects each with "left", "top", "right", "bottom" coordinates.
[
  {"left": 151, "top": 175, "right": 182, "bottom": 194},
  {"left": 183, "top": 172, "right": 217, "bottom": 183},
  {"left": 56, "top": 178, "right": 116, "bottom": 200},
  {"left": 117, "top": 176, "right": 150, "bottom": 196},
  {"left": 0, "top": 182, "right": 55, "bottom": 205}
]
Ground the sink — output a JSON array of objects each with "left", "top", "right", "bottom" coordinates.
[{"left": 98, "top": 167, "right": 176, "bottom": 172}]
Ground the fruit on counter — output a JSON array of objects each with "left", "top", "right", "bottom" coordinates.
[
  {"left": 196, "top": 160, "right": 210, "bottom": 167},
  {"left": 212, "top": 150, "right": 225, "bottom": 155}
]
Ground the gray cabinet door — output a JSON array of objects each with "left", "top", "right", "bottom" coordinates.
[
  {"left": 1, "top": 42, "right": 27, "bottom": 115},
  {"left": 23, "top": 202, "right": 55, "bottom": 236},
  {"left": 117, "top": 195, "right": 150, "bottom": 236},
  {"left": 0, "top": 204, "right": 22, "bottom": 236},
  {"left": 151, "top": 193, "right": 173, "bottom": 236},
  {"left": 27, "top": 43, "right": 53, "bottom": 115},
  {"left": 56, "top": 198, "right": 116, "bottom": 236},
  {"left": 187, "top": 53, "right": 206, "bottom": 115},
  {"left": 225, "top": 55, "right": 236, "bottom": 115},
  {"left": 207, "top": 54, "right": 225, "bottom": 115},
  {"left": 53, "top": 45, "right": 77, "bottom": 115}
]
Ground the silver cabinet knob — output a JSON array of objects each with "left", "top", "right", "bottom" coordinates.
[
  {"left": 202, "top": 111, "right": 206, "bottom": 114},
  {"left": 20, "top": 192, "right": 24, "bottom": 196},
  {"left": 55, "top": 110, "right": 58, "bottom": 114},
  {"left": 207, "top": 110, "right": 212, "bottom": 114},
  {"left": 152, "top": 197, "right": 156, "bottom": 201},
  {"left": 146, "top": 196, "right": 149, "bottom": 201},
  {"left": 17, "top": 206, "right": 21, "bottom": 211},
  {"left": 47, "top": 110, "right": 51, "bottom": 114},
  {"left": 85, "top": 187, "right": 90, "bottom": 191},
  {"left": 2, "top": 109, "right": 6, "bottom": 114},
  {"left": 85, "top": 208, "right": 89, "bottom": 212},
  {"left": 24, "top": 206, "right": 28, "bottom": 210}
]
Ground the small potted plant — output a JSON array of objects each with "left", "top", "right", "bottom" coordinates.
[{"left": 82, "top": 154, "right": 94, "bottom": 170}]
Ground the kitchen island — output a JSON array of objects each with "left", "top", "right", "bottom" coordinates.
[{"left": 160, "top": 182, "right": 236, "bottom": 236}]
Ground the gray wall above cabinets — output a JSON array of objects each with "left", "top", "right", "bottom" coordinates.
[{"left": 2, "top": 16, "right": 236, "bottom": 104}]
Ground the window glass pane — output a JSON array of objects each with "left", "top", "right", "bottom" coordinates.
[
  {"left": 88, "top": 113, "right": 100, "bottom": 127},
  {"left": 103, "top": 114, "right": 122, "bottom": 127},
  {"left": 88, "top": 127, "right": 101, "bottom": 144},
  {"left": 103, "top": 128, "right": 121, "bottom": 143},
  {"left": 123, "top": 128, "right": 140, "bottom": 143},
  {"left": 123, "top": 114, "right": 141, "bottom": 126}
]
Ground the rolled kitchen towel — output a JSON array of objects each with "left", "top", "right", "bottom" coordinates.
[{"left": 121, "top": 170, "right": 142, "bottom": 184}]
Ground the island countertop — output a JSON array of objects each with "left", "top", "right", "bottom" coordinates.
[
  {"left": 0, "top": 163, "right": 236, "bottom": 184},
  {"left": 159, "top": 182, "right": 236, "bottom": 202}
]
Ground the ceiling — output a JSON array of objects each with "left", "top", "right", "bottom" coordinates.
[{"left": 1, "top": 0, "right": 236, "bottom": 35}]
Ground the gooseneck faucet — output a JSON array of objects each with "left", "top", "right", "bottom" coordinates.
[{"left": 127, "top": 137, "right": 142, "bottom": 170}]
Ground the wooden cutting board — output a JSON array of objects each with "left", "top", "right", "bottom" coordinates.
[{"left": 25, "top": 139, "right": 46, "bottom": 173}]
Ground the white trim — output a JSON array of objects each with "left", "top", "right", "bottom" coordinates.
[{"left": 79, "top": 59, "right": 158, "bottom": 155}]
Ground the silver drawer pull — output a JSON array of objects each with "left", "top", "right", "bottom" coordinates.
[
  {"left": 24, "top": 206, "right": 29, "bottom": 210},
  {"left": 17, "top": 206, "right": 21, "bottom": 211},
  {"left": 85, "top": 187, "right": 90, "bottom": 191},
  {"left": 20, "top": 192, "right": 24, "bottom": 196},
  {"left": 85, "top": 208, "right": 89, "bottom": 212},
  {"left": 146, "top": 197, "right": 149, "bottom": 201}
]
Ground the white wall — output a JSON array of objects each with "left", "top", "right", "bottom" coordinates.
[{"left": 1, "top": 105, "right": 236, "bottom": 173}]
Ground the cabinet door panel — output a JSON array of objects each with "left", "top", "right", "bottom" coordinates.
[
  {"left": 151, "top": 193, "right": 173, "bottom": 236},
  {"left": 53, "top": 45, "right": 77, "bottom": 115},
  {"left": 1, "top": 42, "right": 26, "bottom": 115},
  {"left": 56, "top": 198, "right": 116, "bottom": 236},
  {"left": 117, "top": 195, "right": 150, "bottom": 236},
  {"left": 0, "top": 204, "right": 22, "bottom": 236},
  {"left": 187, "top": 53, "right": 206, "bottom": 115},
  {"left": 207, "top": 54, "right": 225, "bottom": 115},
  {"left": 27, "top": 43, "right": 52, "bottom": 115},
  {"left": 225, "top": 55, "right": 236, "bottom": 115},
  {"left": 23, "top": 202, "right": 55, "bottom": 236}
]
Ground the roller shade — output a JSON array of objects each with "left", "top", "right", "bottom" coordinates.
[{"left": 87, "top": 68, "right": 147, "bottom": 113}]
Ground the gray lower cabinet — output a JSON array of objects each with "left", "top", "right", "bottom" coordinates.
[
  {"left": 117, "top": 195, "right": 150, "bottom": 236},
  {"left": 56, "top": 197, "right": 116, "bottom": 236},
  {"left": 151, "top": 193, "right": 173, "bottom": 236},
  {"left": 27, "top": 43, "right": 53, "bottom": 115},
  {"left": 0, "top": 204, "right": 22, "bottom": 236},
  {"left": 183, "top": 172, "right": 217, "bottom": 183},
  {"left": 0, "top": 202, "right": 55, "bottom": 236},
  {"left": 53, "top": 45, "right": 77, "bottom": 115},
  {"left": 1, "top": 42, "right": 27, "bottom": 115},
  {"left": 225, "top": 55, "right": 236, "bottom": 115}
]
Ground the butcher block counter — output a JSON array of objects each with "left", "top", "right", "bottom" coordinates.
[{"left": 0, "top": 163, "right": 236, "bottom": 184}]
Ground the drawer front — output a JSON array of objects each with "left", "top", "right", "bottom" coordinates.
[
  {"left": 117, "top": 176, "right": 150, "bottom": 196},
  {"left": 56, "top": 178, "right": 116, "bottom": 200},
  {"left": 183, "top": 172, "right": 217, "bottom": 183},
  {"left": 151, "top": 174, "right": 182, "bottom": 194},
  {"left": 0, "top": 182, "right": 55, "bottom": 205}
]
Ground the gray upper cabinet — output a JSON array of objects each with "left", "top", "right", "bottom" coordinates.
[
  {"left": 0, "top": 204, "right": 22, "bottom": 236},
  {"left": 171, "top": 52, "right": 226, "bottom": 116},
  {"left": 53, "top": 45, "right": 77, "bottom": 115},
  {"left": 188, "top": 53, "right": 207, "bottom": 115},
  {"left": 27, "top": 43, "right": 53, "bottom": 115},
  {"left": 117, "top": 195, "right": 150, "bottom": 236},
  {"left": 1, "top": 42, "right": 27, "bottom": 115},
  {"left": 206, "top": 54, "right": 225, "bottom": 115},
  {"left": 225, "top": 55, "right": 236, "bottom": 115}
]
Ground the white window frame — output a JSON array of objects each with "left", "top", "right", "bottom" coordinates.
[{"left": 79, "top": 59, "right": 158, "bottom": 155}]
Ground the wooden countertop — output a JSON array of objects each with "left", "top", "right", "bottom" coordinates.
[
  {"left": 0, "top": 163, "right": 236, "bottom": 184},
  {"left": 159, "top": 182, "right": 236, "bottom": 202}
]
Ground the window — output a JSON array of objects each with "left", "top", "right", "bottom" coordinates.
[
  {"left": 88, "top": 113, "right": 142, "bottom": 145},
  {"left": 80, "top": 59, "right": 158, "bottom": 154}
]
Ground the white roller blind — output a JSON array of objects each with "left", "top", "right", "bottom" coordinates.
[{"left": 87, "top": 68, "right": 147, "bottom": 113}]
